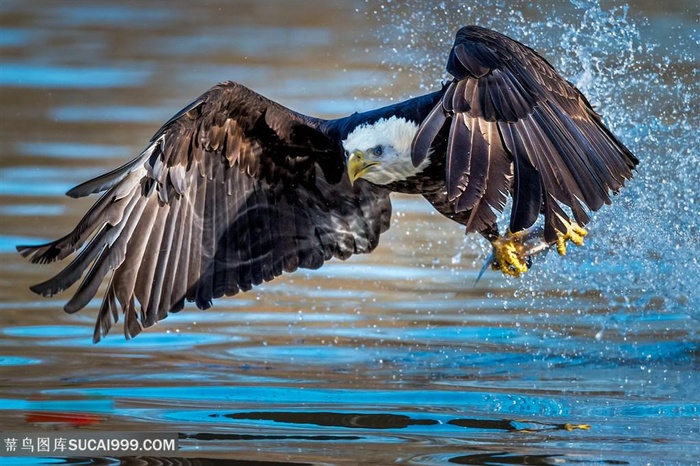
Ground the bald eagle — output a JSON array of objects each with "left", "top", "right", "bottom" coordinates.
[{"left": 18, "top": 26, "right": 637, "bottom": 342}]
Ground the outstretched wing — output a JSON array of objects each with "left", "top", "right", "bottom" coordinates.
[
  {"left": 18, "top": 82, "right": 391, "bottom": 342},
  {"left": 413, "top": 25, "right": 638, "bottom": 241}
]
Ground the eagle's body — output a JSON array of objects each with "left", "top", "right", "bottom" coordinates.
[{"left": 18, "top": 26, "right": 638, "bottom": 342}]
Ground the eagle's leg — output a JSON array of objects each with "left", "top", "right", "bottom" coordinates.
[
  {"left": 479, "top": 224, "right": 532, "bottom": 278},
  {"left": 555, "top": 218, "right": 588, "bottom": 256}
]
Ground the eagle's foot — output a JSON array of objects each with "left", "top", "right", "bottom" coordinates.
[
  {"left": 564, "top": 423, "right": 591, "bottom": 431},
  {"left": 490, "top": 230, "right": 531, "bottom": 278},
  {"left": 555, "top": 221, "right": 588, "bottom": 256}
]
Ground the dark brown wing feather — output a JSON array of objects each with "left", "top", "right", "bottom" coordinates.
[
  {"left": 17, "top": 82, "right": 391, "bottom": 342},
  {"left": 413, "top": 25, "right": 638, "bottom": 241}
]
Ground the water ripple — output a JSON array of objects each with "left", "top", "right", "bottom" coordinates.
[
  {"left": 17, "top": 142, "right": 132, "bottom": 159},
  {"left": 50, "top": 105, "right": 172, "bottom": 123},
  {"left": 0, "top": 63, "right": 152, "bottom": 88}
]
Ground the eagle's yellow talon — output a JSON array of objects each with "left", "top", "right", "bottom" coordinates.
[
  {"left": 564, "top": 423, "right": 591, "bottom": 431},
  {"left": 491, "top": 231, "right": 529, "bottom": 277},
  {"left": 556, "top": 221, "right": 588, "bottom": 256},
  {"left": 556, "top": 235, "right": 568, "bottom": 256}
]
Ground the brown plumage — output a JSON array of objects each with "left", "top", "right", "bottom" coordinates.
[
  {"left": 18, "top": 26, "right": 637, "bottom": 341},
  {"left": 413, "top": 26, "right": 638, "bottom": 241},
  {"left": 18, "top": 83, "right": 393, "bottom": 342}
]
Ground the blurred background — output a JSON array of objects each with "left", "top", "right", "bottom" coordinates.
[{"left": 1, "top": 0, "right": 698, "bottom": 463}]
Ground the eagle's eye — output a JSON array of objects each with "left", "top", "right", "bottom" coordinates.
[{"left": 372, "top": 145, "right": 383, "bottom": 157}]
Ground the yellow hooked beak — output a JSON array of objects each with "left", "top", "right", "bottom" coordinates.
[{"left": 347, "top": 150, "right": 380, "bottom": 185}]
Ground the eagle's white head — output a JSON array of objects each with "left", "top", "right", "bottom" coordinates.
[{"left": 342, "top": 116, "right": 429, "bottom": 185}]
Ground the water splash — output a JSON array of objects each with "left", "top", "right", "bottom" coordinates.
[{"left": 367, "top": 0, "right": 699, "bottom": 328}]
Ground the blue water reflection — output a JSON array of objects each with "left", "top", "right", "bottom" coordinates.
[
  {"left": 50, "top": 105, "right": 171, "bottom": 123},
  {"left": 0, "top": 166, "right": 105, "bottom": 197},
  {"left": 1, "top": 63, "right": 152, "bottom": 88},
  {"left": 0, "top": 204, "right": 65, "bottom": 216},
  {"left": 17, "top": 142, "right": 131, "bottom": 159},
  {"left": 0, "top": 355, "right": 41, "bottom": 366},
  {"left": 0, "top": 28, "right": 45, "bottom": 47}
]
